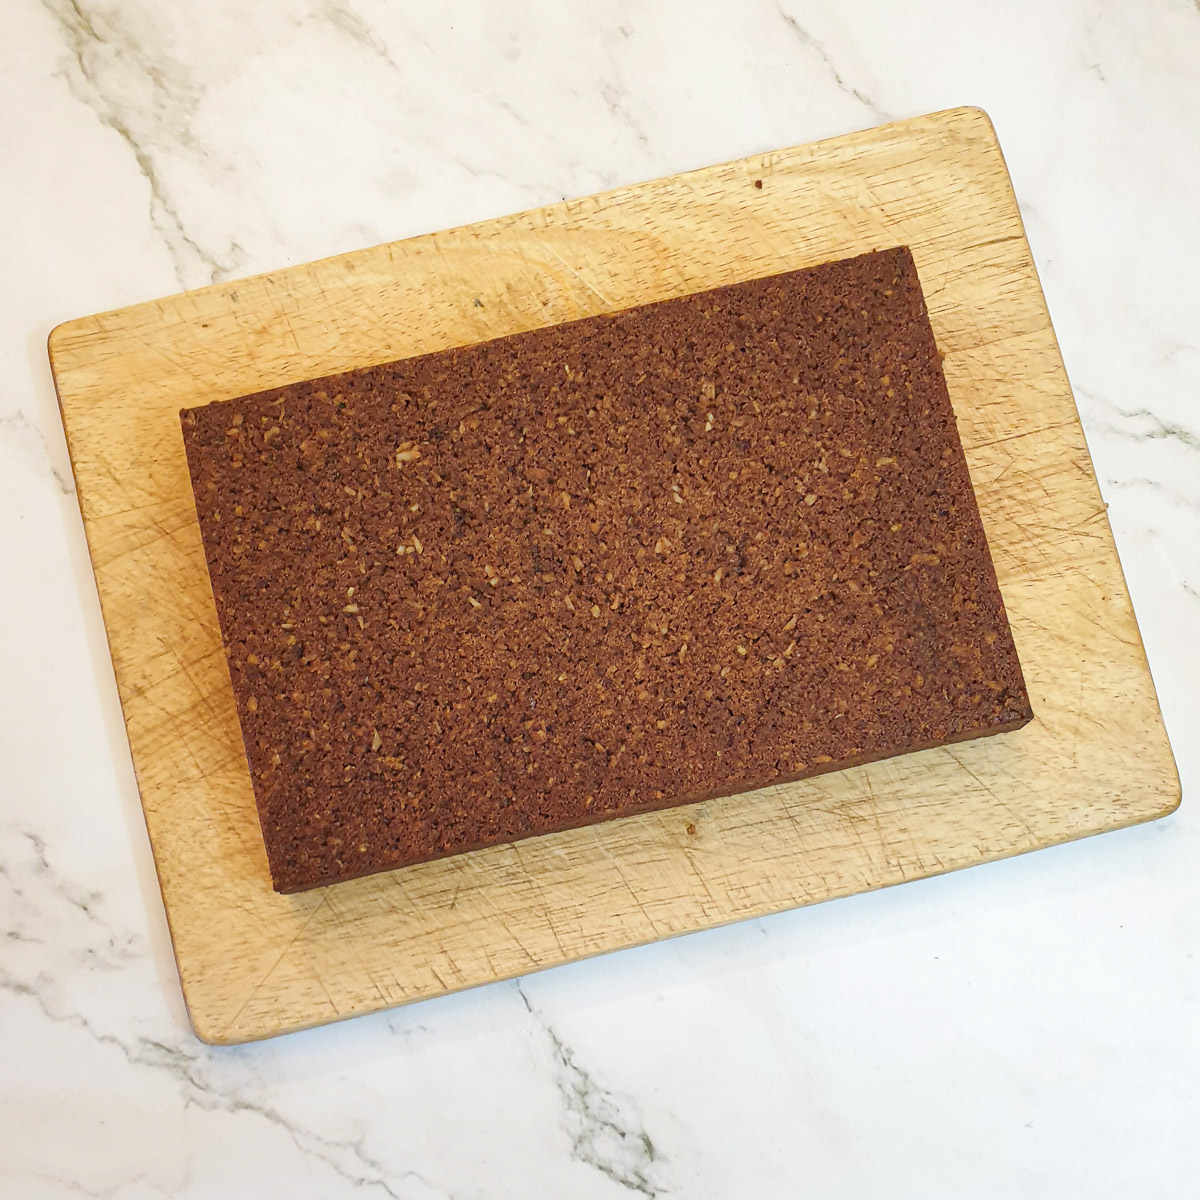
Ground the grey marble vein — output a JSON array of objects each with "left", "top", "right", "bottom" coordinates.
[
  {"left": 41, "top": 0, "right": 236, "bottom": 287},
  {"left": 1, "top": 946, "right": 453, "bottom": 1200},
  {"left": 1075, "top": 384, "right": 1200, "bottom": 452},
  {"left": 0, "top": 409, "right": 74, "bottom": 495},
  {"left": 23, "top": 836, "right": 142, "bottom": 975},
  {"left": 16, "top": 1165, "right": 135, "bottom": 1199},
  {"left": 597, "top": 78, "right": 651, "bottom": 150},
  {"left": 1103, "top": 475, "right": 1200, "bottom": 514},
  {"left": 777, "top": 6, "right": 888, "bottom": 121},
  {"left": 318, "top": 3, "right": 579, "bottom": 205},
  {"left": 1087, "top": 402, "right": 1200, "bottom": 454},
  {"left": 2, "top": 826, "right": 454, "bottom": 1198},
  {"left": 319, "top": 0, "right": 404, "bottom": 76},
  {"left": 2, "top": 829, "right": 135, "bottom": 968},
  {"left": 516, "top": 982, "right": 666, "bottom": 1197},
  {"left": 187, "top": 1089, "right": 451, "bottom": 1200}
]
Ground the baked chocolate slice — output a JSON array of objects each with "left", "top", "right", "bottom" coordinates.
[{"left": 181, "top": 247, "right": 1032, "bottom": 892}]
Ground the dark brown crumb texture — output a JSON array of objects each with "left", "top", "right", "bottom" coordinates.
[{"left": 180, "top": 246, "right": 1033, "bottom": 893}]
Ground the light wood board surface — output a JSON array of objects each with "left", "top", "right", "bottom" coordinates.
[{"left": 49, "top": 107, "right": 1179, "bottom": 1044}]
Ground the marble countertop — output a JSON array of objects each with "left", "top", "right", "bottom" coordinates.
[{"left": 3, "top": 2, "right": 1197, "bottom": 1196}]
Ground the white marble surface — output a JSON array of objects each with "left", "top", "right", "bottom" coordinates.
[{"left": 2, "top": 0, "right": 1198, "bottom": 1195}]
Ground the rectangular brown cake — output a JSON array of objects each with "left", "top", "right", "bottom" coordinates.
[{"left": 181, "top": 246, "right": 1032, "bottom": 892}]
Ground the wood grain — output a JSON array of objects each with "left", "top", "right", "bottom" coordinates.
[{"left": 49, "top": 107, "right": 1179, "bottom": 1043}]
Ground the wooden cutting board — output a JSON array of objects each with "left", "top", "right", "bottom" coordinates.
[{"left": 49, "top": 107, "right": 1179, "bottom": 1044}]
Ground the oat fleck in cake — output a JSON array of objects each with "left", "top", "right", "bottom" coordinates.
[{"left": 180, "top": 247, "right": 1032, "bottom": 892}]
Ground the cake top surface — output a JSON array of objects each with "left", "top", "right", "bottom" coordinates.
[{"left": 181, "top": 246, "right": 1031, "bottom": 892}]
